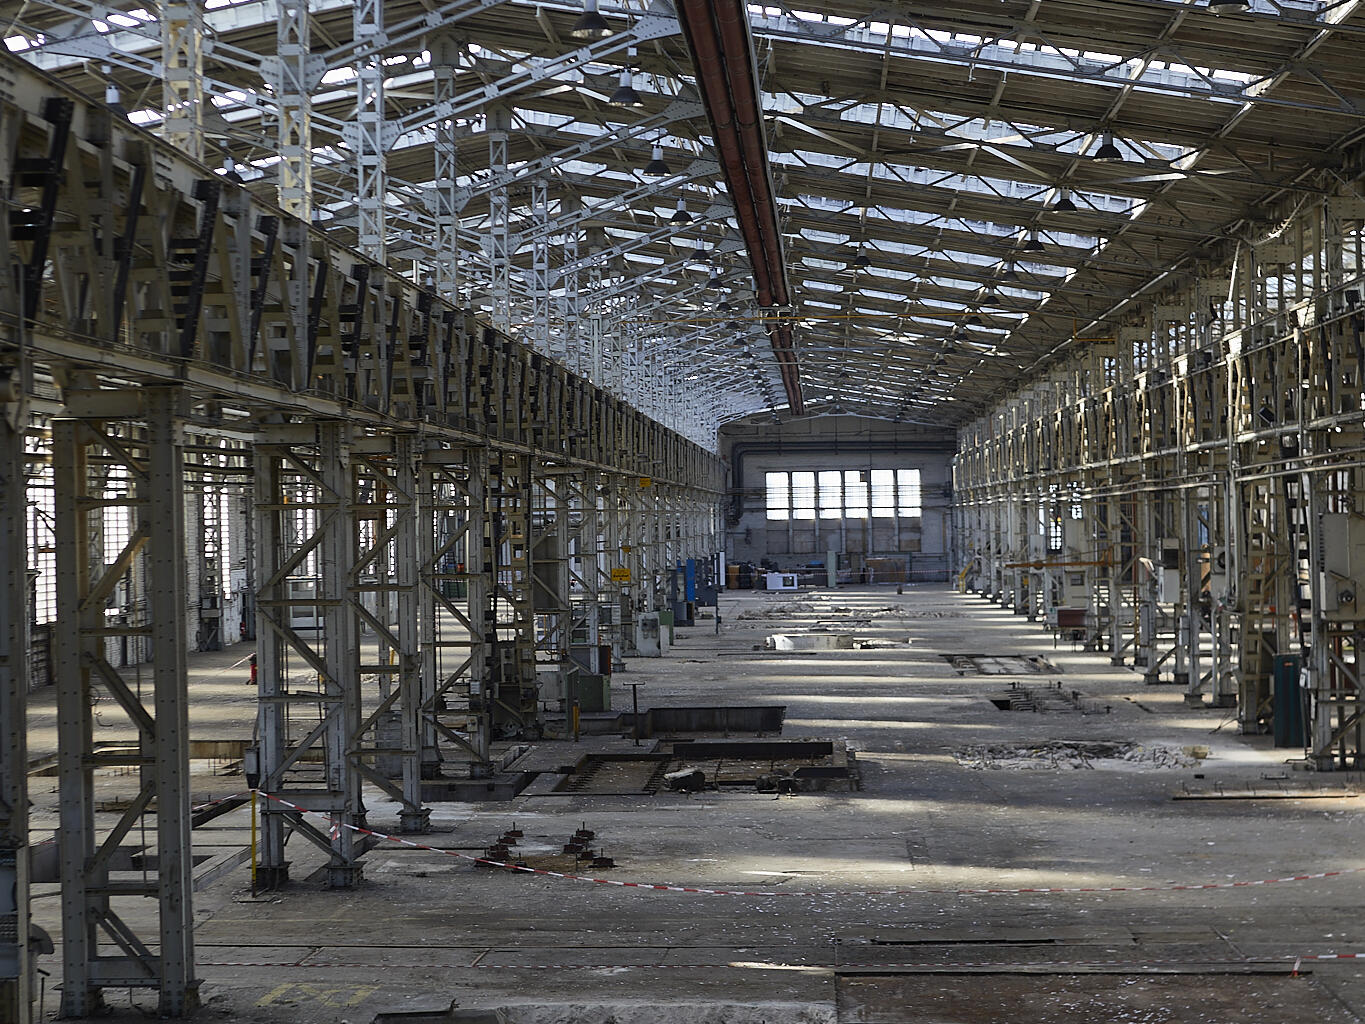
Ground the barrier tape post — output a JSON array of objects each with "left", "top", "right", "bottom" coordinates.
[{"left": 250, "top": 789, "right": 258, "bottom": 898}]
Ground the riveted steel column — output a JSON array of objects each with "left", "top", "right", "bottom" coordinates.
[
  {"left": 0, "top": 408, "right": 31, "bottom": 1024},
  {"left": 52, "top": 416, "right": 96, "bottom": 1016},
  {"left": 144, "top": 389, "right": 197, "bottom": 1015},
  {"left": 319, "top": 422, "right": 361, "bottom": 885}
]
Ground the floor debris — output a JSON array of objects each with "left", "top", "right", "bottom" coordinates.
[{"left": 953, "top": 741, "right": 1202, "bottom": 771}]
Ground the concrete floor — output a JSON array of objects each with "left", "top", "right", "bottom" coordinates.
[{"left": 24, "top": 584, "right": 1365, "bottom": 1023}]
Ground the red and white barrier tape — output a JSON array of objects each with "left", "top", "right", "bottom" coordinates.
[
  {"left": 194, "top": 952, "right": 1365, "bottom": 971},
  {"left": 256, "top": 790, "right": 1365, "bottom": 899}
]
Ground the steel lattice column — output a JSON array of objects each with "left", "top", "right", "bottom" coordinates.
[
  {"left": 268, "top": 0, "right": 317, "bottom": 219},
  {"left": 0, "top": 409, "right": 31, "bottom": 1024},
  {"left": 532, "top": 466, "right": 572, "bottom": 706},
  {"left": 583, "top": 228, "right": 606, "bottom": 382},
  {"left": 488, "top": 452, "right": 539, "bottom": 734},
  {"left": 351, "top": 434, "right": 429, "bottom": 832},
  {"left": 558, "top": 194, "right": 582, "bottom": 370},
  {"left": 566, "top": 470, "right": 603, "bottom": 676},
  {"left": 53, "top": 388, "right": 199, "bottom": 1017},
  {"left": 252, "top": 422, "right": 364, "bottom": 889},
  {"left": 353, "top": 0, "right": 387, "bottom": 261},
  {"left": 430, "top": 34, "right": 464, "bottom": 306},
  {"left": 161, "top": 0, "right": 204, "bottom": 161},
  {"left": 529, "top": 180, "right": 552, "bottom": 355},
  {"left": 486, "top": 107, "right": 511, "bottom": 335},
  {"left": 599, "top": 474, "right": 625, "bottom": 664},
  {"left": 420, "top": 444, "right": 493, "bottom": 776}
]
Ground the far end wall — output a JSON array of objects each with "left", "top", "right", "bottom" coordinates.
[{"left": 720, "top": 414, "right": 957, "bottom": 580}]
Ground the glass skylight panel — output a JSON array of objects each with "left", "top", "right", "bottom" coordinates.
[
  {"left": 801, "top": 257, "right": 847, "bottom": 271},
  {"left": 867, "top": 266, "right": 913, "bottom": 282},
  {"left": 800, "top": 228, "right": 852, "bottom": 245}
]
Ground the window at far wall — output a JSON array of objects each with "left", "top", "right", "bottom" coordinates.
[
  {"left": 764, "top": 468, "right": 923, "bottom": 520},
  {"left": 765, "top": 472, "right": 788, "bottom": 521}
]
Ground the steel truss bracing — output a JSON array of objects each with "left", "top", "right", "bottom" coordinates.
[
  {"left": 531, "top": 467, "right": 572, "bottom": 696},
  {"left": 252, "top": 422, "right": 365, "bottom": 889},
  {"left": 955, "top": 182, "right": 1365, "bottom": 768},
  {"left": 5, "top": 0, "right": 790, "bottom": 427},
  {"left": 52, "top": 387, "right": 198, "bottom": 1016},
  {"left": 0, "top": 45, "right": 723, "bottom": 1017},
  {"left": 488, "top": 452, "right": 538, "bottom": 733},
  {"left": 420, "top": 444, "right": 493, "bottom": 775},
  {"left": 351, "top": 433, "right": 430, "bottom": 832},
  {"left": 565, "top": 470, "right": 605, "bottom": 682}
]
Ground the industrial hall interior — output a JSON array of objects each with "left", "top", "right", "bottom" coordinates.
[{"left": 13, "top": 0, "right": 1365, "bottom": 1022}]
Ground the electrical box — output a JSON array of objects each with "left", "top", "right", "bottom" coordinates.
[
  {"left": 634, "top": 612, "right": 662, "bottom": 657},
  {"left": 764, "top": 572, "right": 798, "bottom": 591},
  {"left": 537, "top": 665, "right": 566, "bottom": 703},
  {"left": 1158, "top": 568, "right": 1182, "bottom": 604},
  {"left": 1063, "top": 518, "right": 1089, "bottom": 557},
  {"left": 1320, "top": 513, "right": 1365, "bottom": 621},
  {"left": 1060, "top": 570, "right": 1089, "bottom": 608}
]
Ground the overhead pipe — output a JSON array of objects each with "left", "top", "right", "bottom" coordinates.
[
  {"left": 677, "top": 0, "right": 773, "bottom": 304},
  {"left": 713, "top": 1, "right": 787, "bottom": 306},
  {"left": 678, "top": 0, "right": 802, "bottom": 414}
]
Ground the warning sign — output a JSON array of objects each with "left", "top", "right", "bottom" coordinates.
[
  {"left": 638, "top": 476, "right": 652, "bottom": 488},
  {"left": 611, "top": 567, "right": 631, "bottom": 583}
]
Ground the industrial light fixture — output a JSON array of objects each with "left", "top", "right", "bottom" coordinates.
[
  {"left": 999, "top": 262, "right": 1020, "bottom": 282},
  {"left": 980, "top": 286, "right": 1000, "bottom": 304},
  {"left": 670, "top": 198, "right": 692, "bottom": 224},
  {"left": 222, "top": 157, "right": 244, "bottom": 184},
  {"left": 706, "top": 270, "right": 723, "bottom": 289},
  {"left": 609, "top": 68, "right": 644, "bottom": 107},
  {"left": 569, "top": 0, "right": 613, "bottom": 40},
  {"left": 1092, "top": 132, "right": 1123, "bottom": 162},
  {"left": 1049, "top": 188, "right": 1077, "bottom": 212},
  {"left": 965, "top": 313, "right": 983, "bottom": 327},
  {"left": 103, "top": 64, "right": 128, "bottom": 118},
  {"left": 1019, "top": 228, "right": 1044, "bottom": 253},
  {"left": 852, "top": 248, "right": 871, "bottom": 269},
  {"left": 1207, "top": 0, "right": 1250, "bottom": 12},
  {"left": 643, "top": 144, "right": 671, "bottom": 176}
]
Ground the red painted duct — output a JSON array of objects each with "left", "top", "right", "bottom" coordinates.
[{"left": 677, "top": 0, "right": 803, "bottom": 415}]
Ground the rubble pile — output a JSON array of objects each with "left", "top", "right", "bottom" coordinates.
[{"left": 954, "top": 740, "right": 1203, "bottom": 771}]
